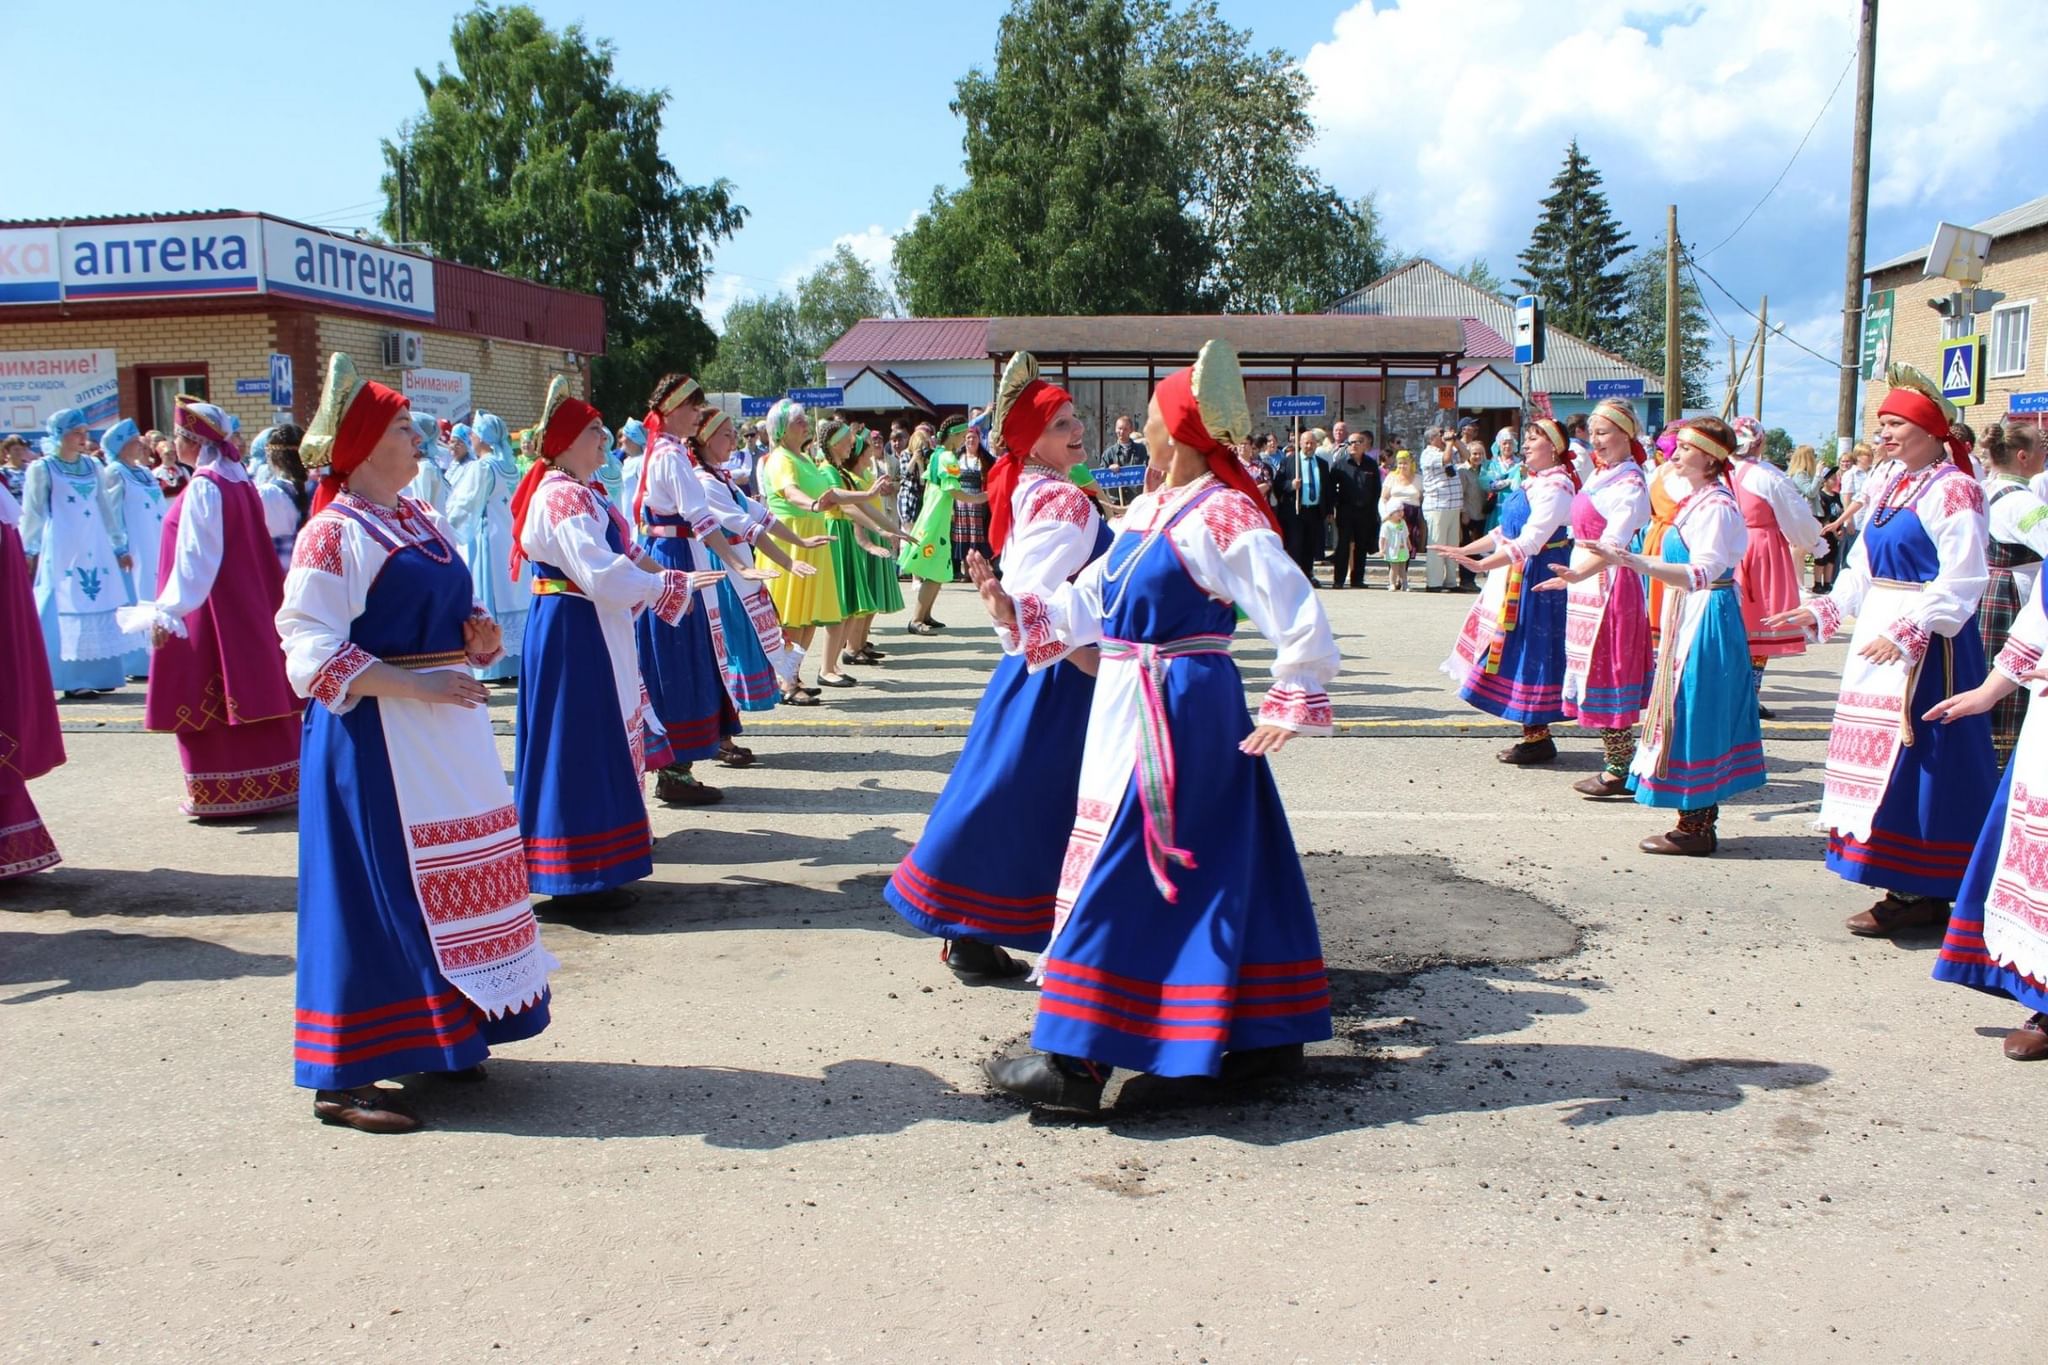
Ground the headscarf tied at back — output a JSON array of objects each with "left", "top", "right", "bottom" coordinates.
[
  {"left": 1877, "top": 362, "right": 1973, "bottom": 472},
  {"left": 984, "top": 350, "right": 1076, "bottom": 555},
  {"left": 1154, "top": 339, "right": 1279, "bottom": 534},
  {"left": 301, "top": 352, "right": 411, "bottom": 517},
  {"left": 41, "top": 407, "right": 89, "bottom": 458},
  {"left": 507, "top": 375, "right": 602, "bottom": 576},
  {"left": 1589, "top": 398, "right": 1646, "bottom": 464},
  {"left": 473, "top": 412, "right": 517, "bottom": 467},
  {"left": 99, "top": 418, "right": 140, "bottom": 461},
  {"left": 174, "top": 397, "right": 242, "bottom": 465},
  {"left": 765, "top": 398, "right": 806, "bottom": 451}
]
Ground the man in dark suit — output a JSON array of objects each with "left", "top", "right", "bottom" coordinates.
[
  {"left": 1270, "top": 431, "right": 1332, "bottom": 585},
  {"left": 1328, "top": 430, "right": 1382, "bottom": 588}
]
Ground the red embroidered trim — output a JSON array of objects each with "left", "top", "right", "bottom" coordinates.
[
  {"left": 544, "top": 481, "right": 597, "bottom": 526},
  {"left": 1258, "top": 684, "right": 1333, "bottom": 731},
  {"left": 417, "top": 844, "right": 531, "bottom": 926},
  {"left": 1810, "top": 596, "right": 1845, "bottom": 640},
  {"left": 292, "top": 515, "right": 346, "bottom": 575},
  {"left": 653, "top": 571, "right": 692, "bottom": 624},
  {"left": 310, "top": 643, "right": 375, "bottom": 710},
  {"left": 1940, "top": 475, "right": 1986, "bottom": 519},
  {"left": 1886, "top": 617, "right": 1932, "bottom": 664},
  {"left": 1024, "top": 480, "right": 1093, "bottom": 530},
  {"left": 1200, "top": 490, "right": 1271, "bottom": 554},
  {"left": 1997, "top": 639, "right": 2044, "bottom": 683},
  {"left": 1687, "top": 564, "right": 1712, "bottom": 591},
  {"left": 1015, "top": 592, "right": 1061, "bottom": 666},
  {"left": 409, "top": 805, "right": 519, "bottom": 849}
]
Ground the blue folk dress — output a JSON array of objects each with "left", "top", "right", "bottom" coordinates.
[
  {"left": 633, "top": 437, "right": 736, "bottom": 762},
  {"left": 1442, "top": 466, "right": 1572, "bottom": 725},
  {"left": 887, "top": 474, "right": 1112, "bottom": 949}
]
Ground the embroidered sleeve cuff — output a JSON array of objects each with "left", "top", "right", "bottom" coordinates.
[
  {"left": 1687, "top": 564, "right": 1713, "bottom": 592},
  {"left": 1503, "top": 539, "right": 1528, "bottom": 568},
  {"left": 690, "top": 510, "right": 721, "bottom": 539},
  {"left": 1996, "top": 638, "right": 2044, "bottom": 685},
  {"left": 1258, "top": 684, "right": 1335, "bottom": 736},
  {"left": 1809, "top": 595, "right": 1845, "bottom": 641},
  {"left": 1884, "top": 616, "right": 1932, "bottom": 664},
  {"left": 1013, "top": 592, "right": 1069, "bottom": 670},
  {"left": 310, "top": 643, "right": 376, "bottom": 714},
  {"left": 653, "top": 570, "right": 694, "bottom": 625}
]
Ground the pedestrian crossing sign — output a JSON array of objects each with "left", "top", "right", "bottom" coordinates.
[{"left": 1941, "top": 334, "right": 1983, "bottom": 406}]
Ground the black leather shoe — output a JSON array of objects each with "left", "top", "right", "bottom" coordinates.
[
  {"left": 942, "top": 939, "right": 1031, "bottom": 981},
  {"left": 982, "top": 1053, "right": 1105, "bottom": 1113},
  {"left": 1496, "top": 738, "right": 1557, "bottom": 765}
]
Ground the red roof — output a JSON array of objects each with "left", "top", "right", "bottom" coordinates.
[
  {"left": 1460, "top": 317, "right": 1511, "bottom": 358},
  {"left": 821, "top": 317, "right": 990, "bottom": 366},
  {"left": 433, "top": 259, "right": 606, "bottom": 356}
]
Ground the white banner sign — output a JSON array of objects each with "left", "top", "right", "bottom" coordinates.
[
  {"left": 60, "top": 217, "right": 264, "bottom": 302},
  {"left": 265, "top": 220, "right": 434, "bottom": 322},
  {"left": 0, "top": 228, "right": 61, "bottom": 305},
  {"left": 0, "top": 348, "right": 119, "bottom": 438},
  {"left": 403, "top": 368, "right": 474, "bottom": 423}
]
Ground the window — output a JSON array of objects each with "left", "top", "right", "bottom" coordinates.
[
  {"left": 1990, "top": 302, "right": 2032, "bottom": 379},
  {"left": 134, "top": 366, "right": 208, "bottom": 432}
]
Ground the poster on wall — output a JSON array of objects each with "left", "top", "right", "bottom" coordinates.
[
  {"left": 1860, "top": 290, "right": 1895, "bottom": 381},
  {"left": 0, "top": 348, "right": 119, "bottom": 439},
  {"left": 402, "top": 368, "right": 474, "bottom": 423}
]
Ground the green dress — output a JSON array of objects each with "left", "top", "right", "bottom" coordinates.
[
  {"left": 899, "top": 449, "right": 961, "bottom": 582},
  {"left": 848, "top": 467, "right": 904, "bottom": 615}
]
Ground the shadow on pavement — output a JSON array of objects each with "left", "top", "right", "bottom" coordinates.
[
  {"left": 423, "top": 1056, "right": 1006, "bottom": 1147},
  {"left": 0, "top": 928, "right": 292, "bottom": 1004},
  {"left": 542, "top": 871, "right": 924, "bottom": 940},
  {"left": 0, "top": 866, "right": 297, "bottom": 918}
]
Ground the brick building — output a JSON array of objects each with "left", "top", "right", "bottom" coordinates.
[
  {"left": 0, "top": 211, "right": 602, "bottom": 441},
  {"left": 1861, "top": 193, "right": 2048, "bottom": 434}
]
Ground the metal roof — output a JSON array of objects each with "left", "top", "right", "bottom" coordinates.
[
  {"left": 1868, "top": 191, "right": 2048, "bottom": 274},
  {"left": 820, "top": 317, "right": 989, "bottom": 365},
  {"left": 1460, "top": 317, "right": 1511, "bottom": 358},
  {"left": 1329, "top": 258, "right": 1662, "bottom": 396},
  {"left": 983, "top": 314, "right": 1463, "bottom": 359}
]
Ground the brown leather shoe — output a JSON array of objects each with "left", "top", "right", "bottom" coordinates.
[
  {"left": 314, "top": 1088, "right": 420, "bottom": 1134},
  {"left": 1639, "top": 828, "right": 1717, "bottom": 856},
  {"left": 1496, "top": 738, "right": 1557, "bottom": 765},
  {"left": 1843, "top": 893, "right": 1951, "bottom": 938},
  {"left": 717, "top": 741, "right": 755, "bottom": 768},
  {"left": 655, "top": 770, "right": 723, "bottom": 805},
  {"left": 1573, "top": 772, "right": 1632, "bottom": 799},
  {"left": 2003, "top": 1014, "right": 2048, "bottom": 1061}
]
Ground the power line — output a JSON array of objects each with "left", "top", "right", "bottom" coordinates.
[
  {"left": 1686, "top": 252, "right": 1849, "bottom": 371},
  {"left": 1695, "top": 48, "right": 1857, "bottom": 260}
]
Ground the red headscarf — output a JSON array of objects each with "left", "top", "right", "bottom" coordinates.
[
  {"left": 1155, "top": 366, "right": 1280, "bottom": 533},
  {"left": 507, "top": 394, "right": 604, "bottom": 575},
  {"left": 306, "top": 380, "right": 409, "bottom": 517},
  {"left": 985, "top": 377, "right": 1075, "bottom": 554},
  {"left": 1879, "top": 385, "right": 1973, "bottom": 472}
]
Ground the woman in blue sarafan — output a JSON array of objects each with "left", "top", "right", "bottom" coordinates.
[
  {"left": 885, "top": 352, "right": 1112, "bottom": 981},
  {"left": 969, "top": 340, "right": 1341, "bottom": 1114},
  {"left": 277, "top": 353, "right": 557, "bottom": 1135},
  {"left": 444, "top": 412, "right": 532, "bottom": 683},
  {"left": 511, "top": 376, "right": 720, "bottom": 913},
  {"left": 1437, "top": 417, "right": 1577, "bottom": 764}
]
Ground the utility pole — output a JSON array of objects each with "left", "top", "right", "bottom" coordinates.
[
  {"left": 396, "top": 144, "right": 410, "bottom": 247},
  {"left": 1664, "top": 205, "right": 1681, "bottom": 425},
  {"left": 1726, "top": 335, "right": 1738, "bottom": 417},
  {"left": 1755, "top": 295, "right": 1768, "bottom": 421},
  {"left": 1835, "top": 0, "right": 1879, "bottom": 445}
]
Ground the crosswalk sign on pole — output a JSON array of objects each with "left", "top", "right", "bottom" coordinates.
[{"left": 1940, "top": 334, "right": 1983, "bottom": 406}]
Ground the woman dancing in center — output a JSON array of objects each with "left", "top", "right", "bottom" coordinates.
[
  {"left": 1437, "top": 417, "right": 1577, "bottom": 763},
  {"left": 886, "top": 352, "right": 1112, "bottom": 981},
  {"left": 970, "top": 340, "right": 1339, "bottom": 1113}
]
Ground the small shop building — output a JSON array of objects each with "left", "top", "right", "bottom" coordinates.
[{"left": 0, "top": 210, "right": 603, "bottom": 442}]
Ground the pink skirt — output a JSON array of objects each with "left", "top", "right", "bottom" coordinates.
[
  {"left": 1564, "top": 569, "right": 1653, "bottom": 729},
  {"left": 1737, "top": 523, "right": 1808, "bottom": 659},
  {"left": 177, "top": 716, "right": 300, "bottom": 819},
  {"left": 0, "top": 770, "right": 60, "bottom": 879}
]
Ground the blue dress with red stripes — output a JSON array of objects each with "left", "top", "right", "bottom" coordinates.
[
  {"left": 885, "top": 519, "right": 1114, "bottom": 949},
  {"left": 514, "top": 511, "right": 655, "bottom": 897},
  {"left": 1032, "top": 490, "right": 1332, "bottom": 1078},
  {"left": 1933, "top": 757, "right": 2048, "bottom": 1013},
  {"left": 294, "top": 535, "right": 549, "bottom": 1089},
  {"left": 1457, "top": 482, "right": 1570, "bottom": 725},
  {"left": 1824, "top": 503, "right": 1996, "bottom": 899},
  {"left": 635, "top": 512, "right": 738, "bottom": 761}
]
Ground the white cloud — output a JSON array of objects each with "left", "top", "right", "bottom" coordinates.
[{"left": 778, "top": 223, "right": 902, "bottom": 293}]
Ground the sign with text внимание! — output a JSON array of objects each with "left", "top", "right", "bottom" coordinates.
[
  {"left": 0, "top": 349, "right": 119, "bottom": 438},
  {"left": 403, "top": 368, "right": 474, "bottom": 423}
]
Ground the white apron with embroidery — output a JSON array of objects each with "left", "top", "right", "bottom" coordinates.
[
  {"left": 1816, "top": 580, "right": 1924, "bottom": 843},
  {"left": 1984, "top": 693, "right": 2048, "bottom": 985},
  {"left": 40, "top": 460, "right": 141, "bottom": 661}
]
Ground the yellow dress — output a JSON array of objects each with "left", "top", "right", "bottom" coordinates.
[{"left": 761, "top": 445, "right": 843, "bottom": 627}]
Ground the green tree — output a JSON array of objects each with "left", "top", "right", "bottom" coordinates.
[
  {"left": 1514, "top": 140, "right": 1632, "bottom": 350},
  {"left": 1764, "top": 427, "right": 1794, "bottom": 465},
  {"left": 380, "top": 4, "right": 746, "bottom": 418},
  {"left": 895, "top": 0, "right": 1204, "bottom": 316},
  {"left": 1611, "top": 244, "right": 1713, "bottom": 410},
  {"left": 1457, "top": 257, "right": 1506, "bottom": 298},
  {"left": 704, "top": 246, "right": 900, "bottom": 395}
]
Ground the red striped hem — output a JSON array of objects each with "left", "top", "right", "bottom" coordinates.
[
  {"left": 894, "top": 859, "right": 1057, "bottom": 914},
  {"left": 1827, "top": 837, "right": 1971, "bottom": 876},
  {"left": 1042, "top": 978, "right": 1329, "bottom": 1023},
  {"left": 295, "top": 1018, "right": 481, "bottom": 1068},
  {"left": 294, "top": 989, "right": 463, "bottom": 1030},
  {"left": 527, "top": 820, "right": 652, "bottom": 850},
  {"left": 295, "top": 1001, "right": 477, "bottom": 1050}
]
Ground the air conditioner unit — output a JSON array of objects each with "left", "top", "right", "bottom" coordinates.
[{"left": 381, "top": 330, "right": 426, "bottom": 369}]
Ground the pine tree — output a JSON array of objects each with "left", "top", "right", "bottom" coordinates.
[
  {"left": 1513, "top": 140, "right": 1633, "bottom": 350},
  {"left": 1611, "top": 245, "right": 1713, "bottom": 410}
]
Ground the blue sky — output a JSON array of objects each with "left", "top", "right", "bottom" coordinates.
[{"left": 7, "top": 0, "right": 2045, "bottom": 446}]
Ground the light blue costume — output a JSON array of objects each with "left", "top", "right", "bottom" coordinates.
[
  {"left": 618, "top": 418, "right": 648, "bottom": 516},
  {"left": 444, "top": 413, "right": 531, "bottom": 681},
  {"left": 592, "top": 426, "right": 627, "bottom": 508},
  {"left": 404, "top": 413, "right": 451, "bottom": 510},
  {"left": 21, "top": 409, "right": 138, "bottom": 694},
  {"left": 101, "top": 418, "right": 167, "bottom": 679}
]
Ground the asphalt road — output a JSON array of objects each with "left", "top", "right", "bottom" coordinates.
[{"left": 3, "top": 582, "right": 2040, "bottom": 1362}]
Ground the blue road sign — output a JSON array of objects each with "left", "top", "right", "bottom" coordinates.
[
  {"left": 2010, "top": 391, "right": 2048, "bottom": 415},
  {"left": 787, "top": 387, "right": 845, "bottom": 408},
  {"left": 269, "top": 353, "right": 293, "bottom": 409},
  {"left": 1093, "top": 465, "right": 1147, "bottom": 489},
  {"left": 1514, "top": 295, "right": 1545, "bottom": 367},
  {"left": 1585, "top": 378, "right": 1646, "bottom": 400},
  {"left": 739, "top": 396, "right": 773, "bottom": 417},
  {"left": 234, "top": 378, "right": 269, "bottom": 396},
  {"left": 1266, "top": 394, "right": 1328, "bottom": 419},
  {"left": 1941, "top": 335, "right": 1982, "bottom": 405}
]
